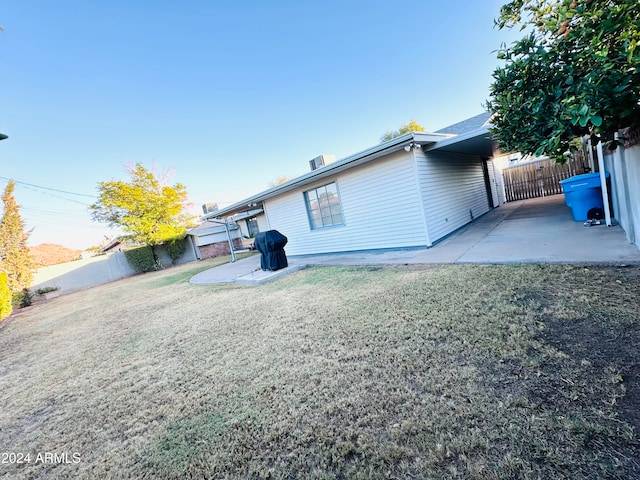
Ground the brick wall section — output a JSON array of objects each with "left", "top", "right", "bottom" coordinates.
[{"left": 199, "top": 238, "right": 244, "bottom": 259}]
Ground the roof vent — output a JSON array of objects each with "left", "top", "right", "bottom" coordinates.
[{"left": 309, "top": 154, "right": 336, "bottom": 171}]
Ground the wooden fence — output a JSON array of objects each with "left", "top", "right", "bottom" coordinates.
[{"left": 502, "top": 153, "right": 590, "bottom": 202}]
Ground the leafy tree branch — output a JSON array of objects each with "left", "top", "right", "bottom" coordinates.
[{"left": 487, "top": 0, "right": 640, "bottom": 160}]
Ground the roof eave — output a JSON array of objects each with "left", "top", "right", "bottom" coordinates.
[
  {"left": 423, "top": 126, "right": 491, "bottom": 152},
  {"left": 206, "top": 132, "right": 448, "bottom": 219},
  {"left": 422, "top": 126, "right": 495, "bottom": 157}
]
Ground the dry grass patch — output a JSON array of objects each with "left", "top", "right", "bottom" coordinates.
[{"left": 0, "top": 262, "right": 639, "bottom": 479}]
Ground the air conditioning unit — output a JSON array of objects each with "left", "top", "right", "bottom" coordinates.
[
  {"left": 309, "top": 154, "right": 336, "bottom": 171},
  {"left": 202, "top": 203, "right": 219, "bottom": 214}
]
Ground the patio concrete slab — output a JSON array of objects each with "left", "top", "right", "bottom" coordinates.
[
  {"left": 456, "top": 195, "right": 640, "bottom": 264},
  {"left": 189, "top": 256, "right": 306, "bottom": 286},
  {"left": 234, "top": 264, "right": 306, "bottom": 286},
  {"left": 189, "top": 255, "right": 262, "bottom": 284},
  {"left": 189, "top": 195, "right": 640, "bottom": 285}
]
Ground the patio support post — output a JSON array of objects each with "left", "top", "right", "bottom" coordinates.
[
  {"left": 596, "top": 140, "right": 613, "bottom": 227},
  {"left": 224, "top": 218, "right": 237, "bottom": 263}
]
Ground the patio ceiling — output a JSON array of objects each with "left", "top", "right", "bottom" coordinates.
[{"left": 424, "top": 127, "right": 494, "bottom": 157}]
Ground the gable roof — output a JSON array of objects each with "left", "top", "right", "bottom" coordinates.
[
  {"left": 206, "top": 114, "right": 496, "bottom": 220},
  {"left": 435, "top": 112, "right": 492, "bottom": 135}
]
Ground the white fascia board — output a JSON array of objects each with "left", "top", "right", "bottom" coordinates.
[
  {"left": 205, "top": 132, "right": 448, "bottom": 220},
  {"left": 422, "top": 127, "right": 491, "bottom": 153}
]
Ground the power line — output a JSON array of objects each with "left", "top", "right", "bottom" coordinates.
[
  {"left": 0, "top": 176, "right": 96, "bottom": 198},
  {"left": 20, "top": 205, "right": 91, "bottom": 219},
  {"left": 0, "top": 177, "right": 93, "bottom": 206}
]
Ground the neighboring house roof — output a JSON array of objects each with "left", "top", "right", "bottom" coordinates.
[
  {"left": 100, "top": 237, "right": 141, "bottom": 253},
  {"left": 206, "top": 114, "right": 495, "bottom": 220},
  {"left": 100, "top": 238, "right": 122, "bottom": 253},
  {"left": 188, "top": 221, "right": 239, "bottom": 237}
]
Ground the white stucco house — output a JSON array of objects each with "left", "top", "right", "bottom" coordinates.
[{"left": 205, "top": 113, "right": 504, "bottom": 256}]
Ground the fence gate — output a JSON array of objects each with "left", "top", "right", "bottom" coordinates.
[{"left": 502, "top": 153, "right": 589, "bottom": 202}]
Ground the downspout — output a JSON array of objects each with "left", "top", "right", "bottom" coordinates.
[{"left": 595, "top": 140, "right": 612, "bottom": 227}]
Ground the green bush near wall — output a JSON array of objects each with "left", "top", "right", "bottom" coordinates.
[
  {"left": 124, "top": 246, "right": 158, "bottom": 273},
  {"left": 164, "top": 236, "right": 187, "bottom": 263},
  {"left": 12, "top": 289, "right": 33, "bottom": 308},
  {"left": 0, "top": 272, "right": 13, "bottom": 321}
]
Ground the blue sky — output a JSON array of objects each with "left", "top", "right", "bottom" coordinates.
[{"left": 2, "top": 1, "right": 519, "bottom": 250}]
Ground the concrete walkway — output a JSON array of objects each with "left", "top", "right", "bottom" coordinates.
[{"left": 189, "top": 195, "right": 640, "bottom": 285}]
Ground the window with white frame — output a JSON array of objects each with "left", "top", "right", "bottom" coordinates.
[{"left": 304, "top": 182, "right": 344, "bottom": 229}]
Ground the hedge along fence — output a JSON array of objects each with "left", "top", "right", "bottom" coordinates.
[
  {"left": 123, "top": 246, "right": 159, "bottom": 273},
  {"left": 123, "top": 237, "right": 193, "bottom": 273},
  {"left": 163, "top": 236, "right": 187, "bottom": 263}
]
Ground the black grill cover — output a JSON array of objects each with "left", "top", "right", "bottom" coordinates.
[{"left": 253, "top": 230, "right": 288, "bottom": 271}]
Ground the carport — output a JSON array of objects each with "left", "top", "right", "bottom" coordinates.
[{"left": 446, "top": 195, "right": 640, "bottom": 264}]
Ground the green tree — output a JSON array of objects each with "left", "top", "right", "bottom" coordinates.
[
  {"left": 90, "top": 163, "right": 193, "bottom": 266},
  {"left": 0, "top": 181, "right": 35, "bottom": 291},
  {"left": 487, "top": 0, "right": 640, "bottom": 160},
  {"left": 380, "top": 119, "right": 426, "bottom": 142},
  {"left": 0, "top": 272, "right": 12, "bottom": 321},
  {"left": 268, "top": 175, "right": 292, "bottom": 188}
]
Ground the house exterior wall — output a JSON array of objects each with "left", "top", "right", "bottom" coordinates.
[
  {"left": 416, "top": 151, "right": 491, "bottom": 244},
  {"left": 604, "top": 142, "right": 640, "bottom": 248},
  {"left": 256, "top": 213, "right": 269, "bottom": 232},
  {"left": 263, "top": 151, "right": 429, "bottom": 255}
]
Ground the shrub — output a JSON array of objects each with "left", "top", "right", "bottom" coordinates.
[
  {"left": 0, "top": 272, "right": 11, "bottom": 321},
  {"left": 12, "top": 288, "right": 33, "bottom": 308},
  {"left": 35, "top": 286, "right": 59, "bottom": 295},
  {"left": 124, "top": 246, "right": 159, "bottom": 273},
  {"left": 164, "top": 236, "right": 187, "bottom": 263}
]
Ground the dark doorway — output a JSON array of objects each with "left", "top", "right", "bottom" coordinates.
[{"left": 247, "top": 217, "right": 259, "bottom": 236}]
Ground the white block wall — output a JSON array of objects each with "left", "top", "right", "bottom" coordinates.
[{"left": 604, "top": 143, "right": 640, "bottom": 248}]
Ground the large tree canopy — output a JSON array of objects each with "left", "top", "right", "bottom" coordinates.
[
  {"left": 0, "top": 180, "right": 35, "bottom": 291},
  {"left": 380, "top": 119, "right": 426, "bottom": 143},
  {"left": 487, "top": 0, "right": 640, "bottom": 160},
  {"left": 90, "top": 163, "right": 193, "bottom": 246}
]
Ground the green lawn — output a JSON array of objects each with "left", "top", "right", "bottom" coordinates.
[{"left": 1, "top": 260, "right": 639, "bottom": 479}]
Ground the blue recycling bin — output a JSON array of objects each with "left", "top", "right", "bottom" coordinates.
[{"left": 559, "top": 172, "right": 609, "bottom": 221}]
